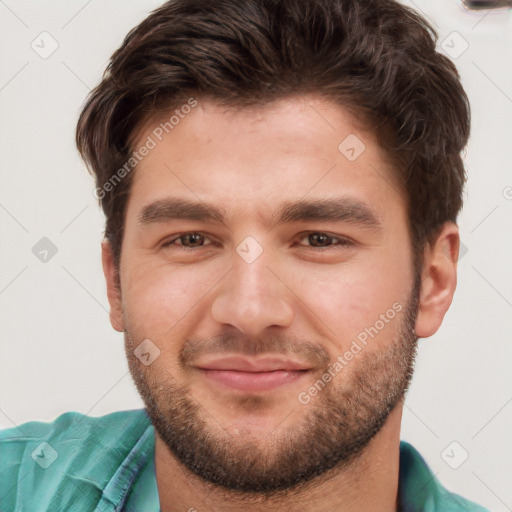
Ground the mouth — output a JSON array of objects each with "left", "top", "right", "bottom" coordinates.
[{"left": 194, "top": 355, "right": 313, "bottom": 392}]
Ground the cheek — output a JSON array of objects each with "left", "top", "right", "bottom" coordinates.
[
  {"left": 291, "top": 254, "right": 410, "bottom": 346},
  {"left": 121, "top": 262, "right": 213, "bottom": 338}
]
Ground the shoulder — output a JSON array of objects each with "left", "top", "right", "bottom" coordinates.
[
  {"left": 0, "top": 409, "right": 153, "bottom": 511},
  {"left": 399, "top": 441, "right": 489, "bottom": 512},
  {"left": 0, "top": 408, "right": 151, "bottom": 458}
]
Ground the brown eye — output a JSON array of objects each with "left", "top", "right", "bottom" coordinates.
[
  {"left": 179, "top": 233, "right": 205, "bottom": 247},
  {"left": 308, "top": 233, "right": 333, "bottom": 247},
  {"left": 163, "top": 232, "right": 210, "bottom": 249},
  {"left": 299, "top": 232, "right": 353, "bottom": 249}
]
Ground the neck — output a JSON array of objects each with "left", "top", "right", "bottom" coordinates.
[{"left": 155, "top": 404, "right": 403, "bottom": 512}]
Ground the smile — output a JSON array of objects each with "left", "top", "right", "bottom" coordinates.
[
  {"left": 193, "top": 355, "right": 313, "bottom": 392},
  {"left": 198, "top": 368, "right": 310, "bottom": 392}
]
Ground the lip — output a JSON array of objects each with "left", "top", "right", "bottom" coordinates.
[
  {"left": 194, "top": 355, "right": 312, "bottom": 372},
  {"left": 194, "top": 355, "right": 312, "bottom": 392},
  {"left": 198, "top": 369, "right": 309, "bottom": 392}
]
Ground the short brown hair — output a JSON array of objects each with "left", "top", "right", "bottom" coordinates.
[{"left": 76, "top": 0, "right": 470, "bottom": 272}]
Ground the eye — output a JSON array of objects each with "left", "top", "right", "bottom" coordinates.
[
  {"left": 297, "top": 232, "right": 354, "bottom": 249},
  {"left": 162, "top": 232, "right": 213, "bottom": 249}
]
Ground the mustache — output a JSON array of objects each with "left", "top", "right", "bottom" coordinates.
[{"left": 179, "top": 334, "right": 331, "bottom": 369}]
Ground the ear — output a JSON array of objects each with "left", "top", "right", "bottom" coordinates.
[
  {"left": 101, "top": 239, "right": 125, "bottom": 332},
  {"left": 415, "top": 222, "right": 459, "bottom": 338}
]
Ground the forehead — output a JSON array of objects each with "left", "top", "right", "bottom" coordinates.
[{"left": 126, "top": 95, "right": 407, "bottom": 224}]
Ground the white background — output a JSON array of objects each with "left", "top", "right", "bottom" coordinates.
[{"left": 0, "top": 1, "right": 510, "bottom": 510}]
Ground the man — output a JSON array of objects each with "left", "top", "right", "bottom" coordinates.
[{"left": 0, "top": 0, "right": 489, "bottom": 510}]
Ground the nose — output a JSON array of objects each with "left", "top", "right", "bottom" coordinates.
[{"left": 210, "top": 246, "right": 294, "bottom": 337}]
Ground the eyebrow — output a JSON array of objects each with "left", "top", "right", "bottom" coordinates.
[{"left": 138, "top": 197, "right": 382, "bottom": 231}]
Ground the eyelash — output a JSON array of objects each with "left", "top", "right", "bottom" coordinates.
[{"left": 161, "top": 232, "right": 354, "bottom": 250}]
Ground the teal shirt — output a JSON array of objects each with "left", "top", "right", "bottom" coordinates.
[{"left": 0, "top": 409, "right": 488, "bottom": 511}]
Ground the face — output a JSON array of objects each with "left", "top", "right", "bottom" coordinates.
[{"left": 108, "top": 95, "right": 421, "bottom": 493}]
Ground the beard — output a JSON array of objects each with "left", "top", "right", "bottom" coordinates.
[{"left": 124, "top": 285, "right": 419, "bottom": 497}]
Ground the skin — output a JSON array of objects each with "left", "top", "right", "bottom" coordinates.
[{"left": 102, "top": 95, "right": 459, "bottom": 511}]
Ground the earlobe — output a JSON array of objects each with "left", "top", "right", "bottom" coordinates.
[
  {"left": 414, "top": 223, "right": 459, "bottom": 339},
  {"left": 101, "top": 240, "right": 125, "bottom": 332}
]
